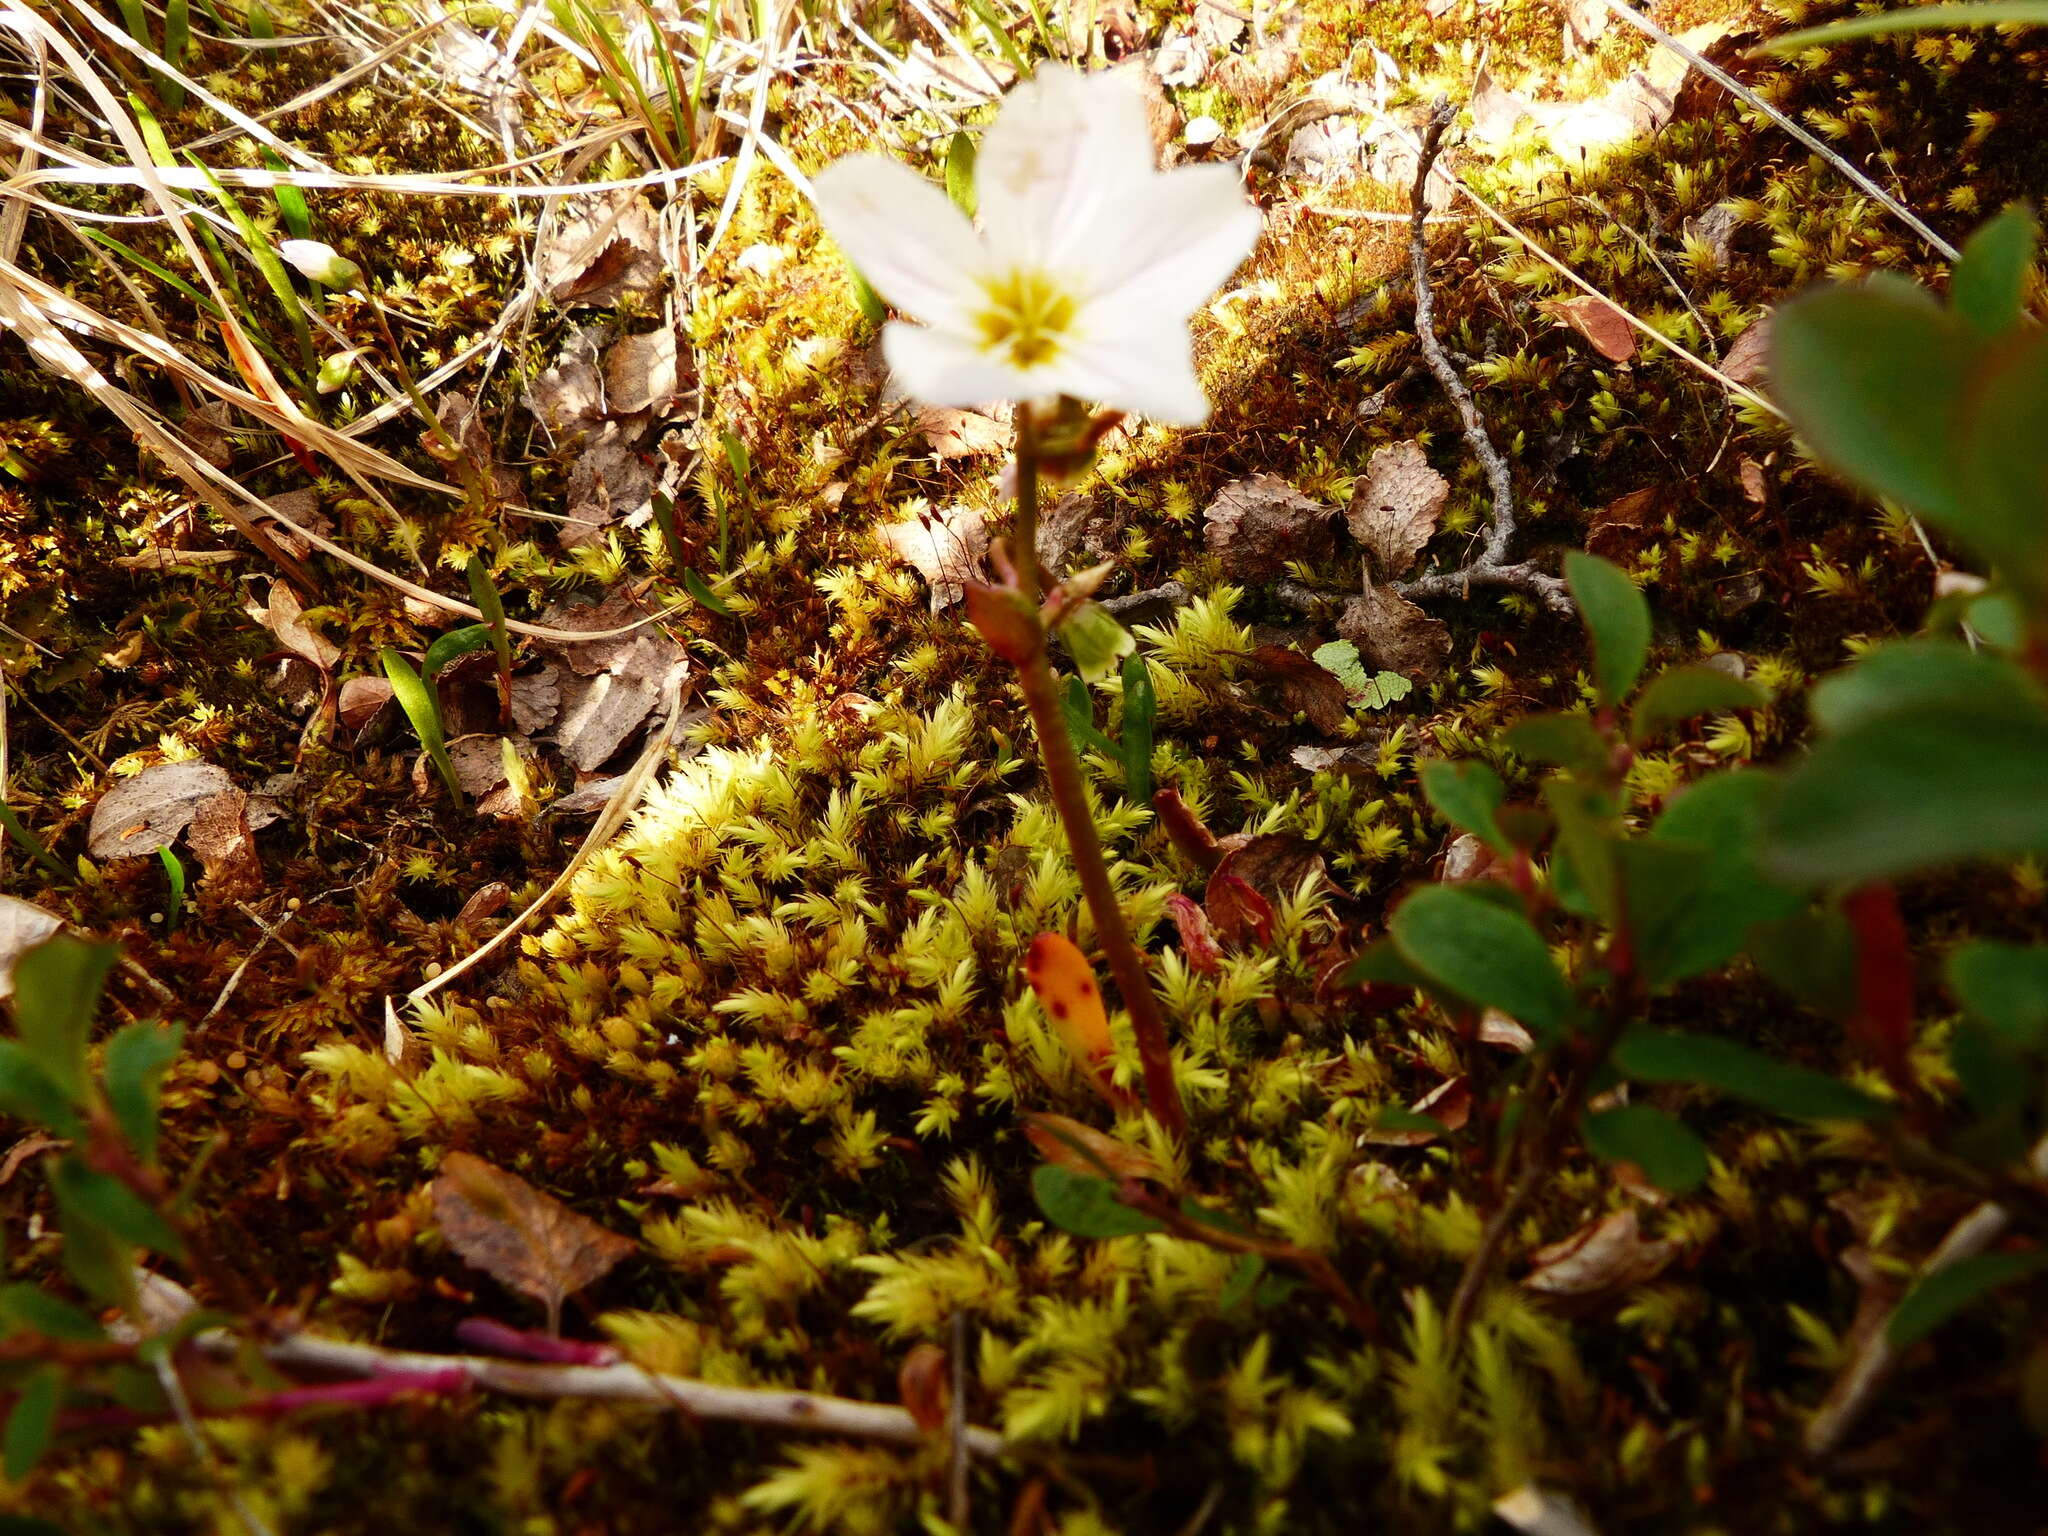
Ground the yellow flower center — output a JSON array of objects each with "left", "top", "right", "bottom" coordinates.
[{"left": 973, "top": 268, "right": 1078, "bottom": 369}]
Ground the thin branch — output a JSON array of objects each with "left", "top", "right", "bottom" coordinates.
[
  {"left": 189, "top": 1329, "right": 1011, "bottom": 1458},
  {"left": 1393, "top": 100, "right": 1574, "bottom": 618}
]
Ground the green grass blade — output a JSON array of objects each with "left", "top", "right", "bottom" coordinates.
[
  {"left": 156, "top": 847, "right": 185, "bottom": 930},
  {"left": 0, "top": 800, "right": 70, "bottom": 884},
  {"left": 161, "top": 0, "right": 190, "bottom": 108},
  {"left": 379, "top": 649, "right": 463, "bottom": 806}
]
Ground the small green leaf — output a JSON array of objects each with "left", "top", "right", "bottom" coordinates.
[
  {"left": 847, "top": 265, "right": 886, "bottom": 327},
  {"left": 1763, "top": 701, "right": 2048, "bottom": 884},
  {"left": 1311, "top": 638, "right": 1369, "bottom": 695},
  {"left": 1503, "top": 712, "right": 1608, "bottom": 773},
  {"left": 156, "top": 846, "right": 185, "bottom": 931},
  {"left": 1030, "top": 1165, "right": 1162, "bottom": 1239},
  {"left": 1951, "top": 203, "right": 2039, "bottom": 338},
  {"left": 1338, "top": 939, "right": 1429, "bottom": 990},
  {"left": 1389, "top": 886, "right": 1575, "bottom": 1039},
  {"left": 1887, "top": 1250, "right": 2048, "bottom": 1350},
  {"left": 9, "top": 936, "right": 116, "bottom": 1101},
  {"left": 0, "top": 1284, "right": 104, "bottom": 1342},
  {"left": 3, "top": 1366, "right": 58, "bottom": 1483},
  {"left": 50, "top": 1160, "right": 184, "bottom": 1258},
  {"left": 1582, "top": 1105, "right": 1709, "bottom": 1194},
  {"left": 1565, "top": 552, "right": 1651, "bottom": 707},
  {"left": 720, "top": 430, "right": 751, "bottom": 495},
  {"left": 943, "top": 130, "right": 978, "bottom": 217},
  {"left": 1357, "top": 670, "right": 1413, "bottom": 709},
  {"left": 1808, "top": 640, "right": 2038, "bottom": 736},
  {"left": 103, "top": 1021, "right": 182, "bottom": 1166},
  {"left": 464, "top": 555, "right": 514, "bottom": 674},
  {"left": 379, "top": 649, "right": 463, "bottom": 807},
  {"left": 1616, "top": 1029, "right": 1891, "bottom": 1121},
  {"left": 1419, "top": 760, "right": 1509, "bottom": 856},
  {"left": 1955, "top": 328, "right": 2048, "bottom": 598},
  {"left": 1948, "top": 943, "right": 2048, "bottom": 1047},
  {"left": 682, "top": 567, "right": 734, "bottom": 617},
  {"left": 1769, "top": 276, "right": 1975, "bottom": 524},
  {"left": 0, "top": 802, "right": 67, "bottom": 883},
  {"left": 1630, "top": 665, "right": 1764, "bottom": 743},
  {"left": 1747, "top": 910, "right": 1861, "bottom": 1019},
  {"left": 0, "top": 1044, "right": 81, "bottom": 1137},
  {"left": 1219, "top": 1253, "right": 1265, "bottom": 1312},
  {"left": 1059, "top": 677, "right": 1117, "bottom": 756},
  {"left": 259, "top": 146, "right": 308, "bottom": 240},
  {"left": 1543, "top": 774, "right": 1622, "bottom": 925},
  {"left": 1119, "top": 652, "right": 1156, "bottom": 805},
  {"left": 1635, "top": 771, "right": 1804, "bottom": 986},
  {"left": 422, "top": 623, "right": 494, "bottom": 680},
  {"left": 1056, "top": 601, "right": 1135, "bottom": 684}
]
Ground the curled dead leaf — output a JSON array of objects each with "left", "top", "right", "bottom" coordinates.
[
  {"left": 1358, "top": 1076, "right": 1472, "bottom": 1147},
  {"left": 1523, "top": 1209, "right": 1678, "bottom": 1305},
  {"left": 431, "top": 1151, "right": 638, "bottom": 1335},
  {"left": 1022, "top": 1112, "right": 1159, "bottom": 1182},
  {"left": 1541, "top": 296, "right": 1637, "bottom": 363},
  {"left": 898, "top": 1343, "right": 951, "bottom": 1435}
]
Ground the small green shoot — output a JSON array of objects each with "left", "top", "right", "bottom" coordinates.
[
  {"left": 380, "top": 649, "right": 464, "bottom": 806},
  {"left": 156, "top": 848, "right": 185, "bottom": 931}
]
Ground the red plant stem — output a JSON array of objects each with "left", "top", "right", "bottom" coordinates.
[
  {"left": 58, "top": 1367, "right": 471, "bottom": 1433},
  {"left": 1008, "top": 406, "right": 1187, "bottom": 1142}
]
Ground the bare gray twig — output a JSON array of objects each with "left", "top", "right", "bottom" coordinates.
[{"left": 1393, "top": 99, "right": 1574, "bottom": 618}]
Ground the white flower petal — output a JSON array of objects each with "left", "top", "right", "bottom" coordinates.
[
  {"left": 977, "top": 68, "right": 1155, "bottom": 271},
  {"left": 811, "top": 156, "right": 987, "bottom": 325},
  {"left": 1054, "top": 321, "right": 1213, "bottom": 426},
  {"left": 882, "top": 321, "right": 1035, "bottom": 409},
  {"left": 1076, "top": 165, "right": 1263, "bottom": 317}
]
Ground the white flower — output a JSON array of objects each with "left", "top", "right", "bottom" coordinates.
[
  {"left": 811, "top": 67, "right": 1262, "bottom": 426},
  {"left": 277, "top": 238, "right": 364, "bottom": 291}
]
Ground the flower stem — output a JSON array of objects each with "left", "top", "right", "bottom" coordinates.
[{"left": 1008, "top": 405, "right": 1187, "bottom": 1141}]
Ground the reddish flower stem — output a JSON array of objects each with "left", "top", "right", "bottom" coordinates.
[{"left": 1006, "top": 406, "right": 1187, "bottom": 1142}]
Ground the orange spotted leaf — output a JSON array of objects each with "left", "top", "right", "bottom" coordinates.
[{"left": 1024, "top": 933, "right": 1127, "bottom": 1106}]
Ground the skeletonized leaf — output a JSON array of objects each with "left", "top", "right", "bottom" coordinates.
[{"left": 431, "top": 1151, "right": 638, "bottom": 1334}]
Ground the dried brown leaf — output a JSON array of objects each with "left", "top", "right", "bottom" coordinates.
[
  {"left": 1720, "top": 315, "right": 1772, "bottom": 387},
  {"left": 1338, "top": 585, "right": 1451, "bottom": 680},
  {"left": 603, "top": 328, "right": 682, "bottom": 417},
  {"left": 898, "top": 1343, "right": 951, "bottom": 1435},
  {"left": 89, "top": 761, "right": 235, "bottom": 859},
  {"left": 1022, "top": 1112, "right": 1160, "bottom": 1182},
  {"left": 339, "top": 676, "right": 394, "bottom": 732},
  {"left": 185, "top": 787, "right": 263, "bottom": 899},
  {"left": 1202, "top": 474, "right": 1336, "bottom": 582},
  {"left": 1243, "top": 645, "right": 1351, "bottom": 734},
  {"left": 432, "top": 1151, "right": 637, "bottom": 1334},
  {"left": 1359, "top": 1075, "right": 1472, "bottom": 1147},
  {"left": 1523, "top": 1209, "right": 1678, "bottom": 1303},
  {"left": 1541, "top": 296, "right": 1637, "bottom": 363},
  {"left": 0, "top": 896, "right": 62, "bottom": 1000},
  {"left": 877, "top": 504, "right": 990, "bottom": 611},
  {"left": 1349, "top": 440, "right": 1448, "bottom": 577},
  {"left": 262, "top": 580, "right": 339, "bottom": 671},
  {"left": 915, "top": 405, "right": 1009, "bottom": 460},
  {"left": 539, "top": 194, "right": 663, "bottom": 308}
]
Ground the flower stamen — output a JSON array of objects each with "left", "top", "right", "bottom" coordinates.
[{"left": 974, "top": 268, "right": 1078, "bottom": 369}]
